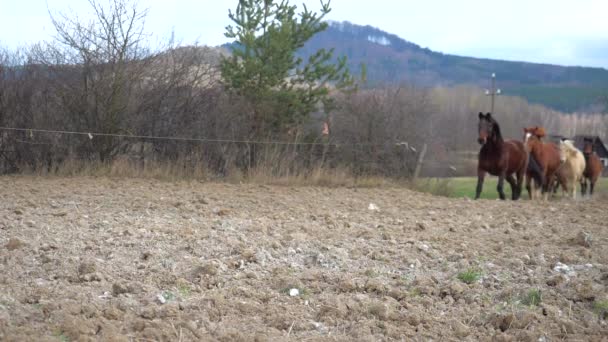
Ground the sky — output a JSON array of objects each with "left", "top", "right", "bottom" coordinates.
[{"left": 1, "top": 0, "right": 607, "bottom": 68}]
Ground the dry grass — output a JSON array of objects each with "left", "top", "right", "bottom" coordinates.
[
  {"left": 17, "top": 156, "right": 396, "bottom": 188},
  {"left": 21, "top": 157, "right": 210, "bottom": 181}
]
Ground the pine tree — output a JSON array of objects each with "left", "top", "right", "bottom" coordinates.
[{"left": 221, "top": 0, "right": 353, "bottom": 140}]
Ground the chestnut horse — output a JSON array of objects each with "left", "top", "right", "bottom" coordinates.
[
  {"left": 581, "top": 137, "right": 604, "bottom": 196},
  {"left": 476, "top": 113, "right": 529, "bottom": 200},
  {"left": 523, "top": 127, "right": 562, "bottom": 200}
]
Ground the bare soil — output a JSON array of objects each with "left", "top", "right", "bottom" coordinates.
[{"left": 1, "top": 176, "right": 607, "bottom": 341}]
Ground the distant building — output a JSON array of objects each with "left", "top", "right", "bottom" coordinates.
[
  {"left": 548, "top": 134, "right": 608, "bottom": 169},
  {"left": 572, "top": 135, "right": 608, "bottom": 168}
]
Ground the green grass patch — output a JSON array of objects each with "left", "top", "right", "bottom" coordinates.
[
  {"left": 411, "top": 178, "right": 455, "bottom": 197},
  {"left": 416, "top": 177, "right": 608, "bottom": 200},
  {"left": 457, "top": 268, "right": 483, "bottom": 284},
  {"left": 593, "top": 300, "right": 608, "bottom": 319},
  {"left": 521, "top": 289, "right": 542, "bottom": 306},
  {"left": 178, "top": 284, "right": 192, "bottom": 298}
]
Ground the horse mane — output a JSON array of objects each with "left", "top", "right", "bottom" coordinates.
[
  {"left": 561, "top": 140, "right": 579, "bottom": 155},
  {"left": 489, "top": 117, "right": 503, "bottom": 142},
  {"left": 533, "top": 127, "right": 546, "bottom": 138}
]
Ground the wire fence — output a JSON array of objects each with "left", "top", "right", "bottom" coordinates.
[
  {"left": 0, "top": 126, "right": 469, "bottom": 177},
  {"left": 0, "top": 126, "right": 410, "bottom": 147}
]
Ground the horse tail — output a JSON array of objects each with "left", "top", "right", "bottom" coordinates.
[{"left": 527, "top": 153, "right": 543, "bottom": 187}]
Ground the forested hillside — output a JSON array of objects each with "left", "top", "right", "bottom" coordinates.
[{"left": 297, "top": 21, "right": 608, "bottom": 112}]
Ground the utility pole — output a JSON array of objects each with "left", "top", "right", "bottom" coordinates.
[{"left": 485, "top": 73, "right": 501, "bottom": 114}]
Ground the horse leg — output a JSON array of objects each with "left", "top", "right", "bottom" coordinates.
[
  {"left": 552, "top": 178, "right": 560, "bottom": 197},
  {"left": 580, "top": 178, "right": 587, "bottom": 197},
  {"left": 506, "top": 174, "right": 518, "bottom": 200},
  {"left": 581, "top": 176, "right": 592, "bottom": 197},
  {"left": 475, "top": 169, "right": 486, "bottom": 200},
  {"left": 525, "top": 173, "right": 533, "bottom": 200},
  {"left": 497, "top": 174, "right": 506, "bottom": 200},
  {"left": 542, "top": 174, "right": 553, "bottom": 201},
  {"left": 590, "top": 179, "right": 596, "bottom": 196}
]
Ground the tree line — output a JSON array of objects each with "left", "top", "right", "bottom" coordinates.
[{"left": 0, "top": 0, "right": 605, "bottom": 178}]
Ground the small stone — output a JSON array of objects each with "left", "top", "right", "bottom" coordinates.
[
  {"left": 546, "top": 275, "right": 566, "bottom": 287},
  {"left": 449, "top": 282, "right": 465, "bottom": 299},
  {"left": 575, "top": 281, "right": 595, "bottom": 301},
  {"left": 452, "top": 321, "right": 470, "bottom": 338},
  {"left": 81, "top": 272, "right": 103, "bottom": 282},
  {"left": 13, "top": 209, "right": 23, "bottom": 215},
  {"left": 574, "top": 231, "right": 592, "bottom": 248},
  {"left": 6, "top": 238, "right": 25, "bottom": 251},
  {"left": 553, "top": 262, "right": 576, "bottom": 277},
  {"left": 158, "top": 303, "right": 180, "bottom": 318},
  {"left": 365, "top": 279, "right": 386, "bottom": 294},
  {"left": 141, "top": 306, "right": 157, "bottom": 319},
  {"left": 289, "top": 288, "right": 300, "bottom": 297},
  {"left": 417, "top": 243, "right": 430, "bottom": 252},
  {"left": 368, "top": 303, "right": 388, "bottom": 320},
  {"left": 112, "top": 282, "right": 131, "bottom": 296},
  {"left": 415, "top": 222, "right": 427, "bottom": 231},
  {"left": 338, "top": 278, "right": 356, "bottom": 292},
  {"left": 103, "top": 307, "right": 124, "bottom": 320},
  {"left": 78, "top": 261, "right": 96, "bottom": 276},
  {"left": 157, "top": 293, "right": 167, "bottom": 304},
  {"left": 39, "top": 243, "right": 57, "bottom": 252},
  {"left": 98, "top": 291, "right": 112, "bottom": 300},
  {"left": 141, "top": 251, "right": 152, "bottom": 261},
  {"left": 192, "top": 263, "right": 218, "bottom": 278},
  {"left": 413, "top": 276, "right": 437, "bottom": 296},
  {"left": 213, "top": 208, "right": 230, "bottom": 216}
]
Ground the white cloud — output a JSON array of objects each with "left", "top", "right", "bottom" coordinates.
[{"left": 1, "top": 0, "right": 606, "bottom": 67}]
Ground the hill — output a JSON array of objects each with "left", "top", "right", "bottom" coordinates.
[{"left": 296, "top": 21, "right": 608, "bottom": 112}]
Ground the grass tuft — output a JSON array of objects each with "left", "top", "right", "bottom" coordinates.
[
  {"left": 521, "top": 289, "right": 542, "bottom": 306},
  {"left": 593, "top": 300, "right": 608, "bottom": 319},
  {"left": 457, "top": 268, "right": 482, "bottom": 284}
]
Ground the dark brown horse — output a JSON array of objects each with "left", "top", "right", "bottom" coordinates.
[
  {"left": 581, "top": 137, "right": 604, "bottom": 196},
  {"left": 523, "top": 127, "right": 562, "bottom": 200},
  {"left": 476, "top": 113, "right": 529, "bottom": 200}
]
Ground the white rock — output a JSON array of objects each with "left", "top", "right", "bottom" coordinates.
[
  {"left": 157, "top": 293, "right": 167, "bottom": 304},
  {"left": 289, "top": 288, "right": 300, "bottom": 297},
  {"left": 553, "top": 262, "right": 576, "bottom": 277},
  {"left": 368, "top": 203, "right": 379, "bottom": 211},
  {"left": 98, "top": 291, "right": 112, "bottom": 300}
]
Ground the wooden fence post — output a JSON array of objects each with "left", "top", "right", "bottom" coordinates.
[{"left": 413, "top": 143, "right": 427, "bottom": 180}]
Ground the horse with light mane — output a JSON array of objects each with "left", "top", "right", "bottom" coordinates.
[{"left": 555, "top": 139, "right": 586, "bottom": 199}]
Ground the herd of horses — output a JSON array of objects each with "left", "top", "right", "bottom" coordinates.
[{"left": 475, "top": 112, "right": 603, "bottom": 200}]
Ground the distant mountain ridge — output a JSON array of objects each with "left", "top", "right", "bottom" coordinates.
[{"left": 295, "top": 21, "right": 608, "bottom": 112}]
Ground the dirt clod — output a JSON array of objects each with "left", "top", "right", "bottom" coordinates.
[
  {"left": 6, "top": 238, "right": 25, "bottom": 251},
  {"left": 0, "top": 177, "right": 606, "bottom": 341},
  {"left": 574, "top": 231, "right": 593, "bottom": 248}
]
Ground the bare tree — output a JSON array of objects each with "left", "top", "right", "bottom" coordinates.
[{"left": 31, "top": 0, "right": 154, "bottom": 161}]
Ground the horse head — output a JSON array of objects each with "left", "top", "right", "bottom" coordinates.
[
  {"left": 583, "top": 137, "right": 594, "bottom": 155},
  {"left": 559, "top": 139, "right": 577, "bottom": 163},
  {"left": 478, "top": 112, "right": 495, "bottom": 145}
]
